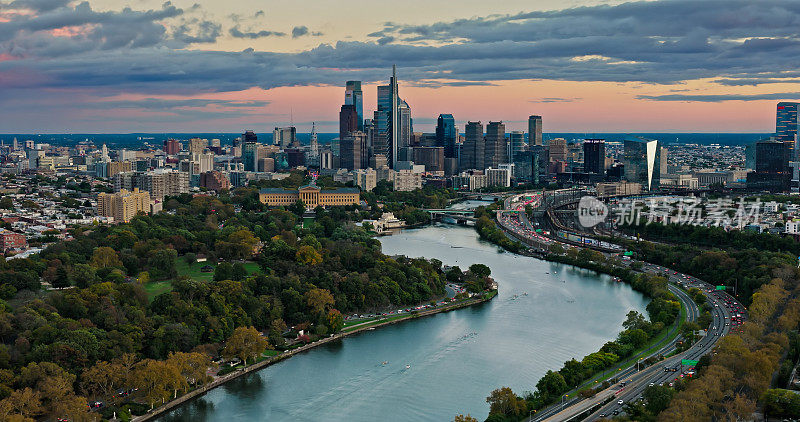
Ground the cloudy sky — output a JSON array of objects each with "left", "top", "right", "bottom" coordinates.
[{"left": 1, "top": 0, "right": 799, "bottom": 133}]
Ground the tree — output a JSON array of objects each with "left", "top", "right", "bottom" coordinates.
[
  {"left": 90, "top": 246, "right": 122, "bottom": 269},
  {"left": 643, "top": 385, "right": 674, "bottom": 414},
  {"left": 223, "top": 326, "right": 270, "bottom": 367},
  {"left": 183, "top": 252, "right": 197, "bottom": 265},
  {"left": 535, "top": 370, "right": 568, "bottom": 403},
  {"left": 469, "top": 263, "right": 491, "bottom": 278},
  {"left": 129, "top": 359, "right": 185, "bottom": 409},
  {"left": 326, "top": 309, "right": 344, "bottom": 333},
  {"left": 454, "top": 415, "right": 478, "bottom": 422},
  {"left": 0, "top": 388, "right": 43, "bottom": 421},
  {"left": 166, "top": 352, "right": 212, "bottom": 392},
  {"left": 288, "top": 199, "right": 306, "bottom": 217},
  {"left": 486, "top": 387, "right": 527, "bottom": 418},
  {"left": 214, "top": 262, "right": 233, "bottom": 281},
  {"left": 81, "top": 360, "right": 124, "bottom": 401},
  {"left": 296, "top": 245, "right": 323, "bottom": 266},
  {"left": 305, "top": 288, "right": 334, "bottom": 316}
]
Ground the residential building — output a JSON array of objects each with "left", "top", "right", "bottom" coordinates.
[
  {"left": 188, "top": 138, "right": 208, "bottom": 155},
  {"left": 199, "top": 171, "right": 230, "bottom": 191},
  {"left": 141, "top": 169, "right": 189, "bottom": 199},
  {"left": 0, "top": 229, "right": 26, "bottom": 252},
  {"left": 453, "top": 170, "right": 487, "bottom": 191},
  {"left": 392, "top": 169, "right": 422, "bottom": 191},
  {"left": 97, "top": 188, "right": 152, "bottom": 223},
  {"left": 355, "top": 168, "right": 377, "bottom": 192},
  {"left": 486, "top": 167, "right": 511, "bottom": 187}
]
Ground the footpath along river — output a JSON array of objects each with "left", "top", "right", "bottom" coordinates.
[{"left": 157, "top": 211, "right": 648, "bottom": 421}]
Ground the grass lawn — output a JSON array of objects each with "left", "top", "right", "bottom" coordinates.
[{"left": 144, "top": 259, "right": 262, "bottom": 300}]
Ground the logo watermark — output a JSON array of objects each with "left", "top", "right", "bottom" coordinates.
[{"left": 578, "top": 196, "right": 609, "bottom": 228}]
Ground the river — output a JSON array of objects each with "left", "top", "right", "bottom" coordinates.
[{"left": 157, "top": 208, "right": 648, "bottom": 421}]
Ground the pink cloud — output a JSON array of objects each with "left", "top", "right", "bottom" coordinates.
[{"left": 50, "top": 24, "right": 97, "bottom": 38}]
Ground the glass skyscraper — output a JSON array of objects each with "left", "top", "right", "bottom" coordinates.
[
  {"left": 776, "top": 102, "right": 799, "bottom": 161},
  {"left": 436, "top": 114, "right": 457, "bottom": 159},
  {"left": 345, "top": 81, "right": 363, "bottom": 131},
  {"left": 583, "top": 139, "right": 605, "bottom": 174},
  {"left": 528, "top": 115, "right": 543, "bottom": 146},
  {"left": 623, "top": 137, "right": 661, "bottom": 191}
]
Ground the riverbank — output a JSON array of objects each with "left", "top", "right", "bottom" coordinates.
[{"left": 131, "top": 289, "right": 498, "bottom": 422}]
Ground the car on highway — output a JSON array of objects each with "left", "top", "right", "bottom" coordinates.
[{"left": 617, "top": 399, "right": 624, "bottom": 405}]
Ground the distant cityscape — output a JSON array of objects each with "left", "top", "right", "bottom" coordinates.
[{"left": 0, "top": 65, "right": 798, "bottom": 256}]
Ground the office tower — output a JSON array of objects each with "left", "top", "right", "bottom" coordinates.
[
  {"left": 744, "top": 144, "right": 755, "bottom": 169},
  {"left": 210, "top": 139, "right": 221, "bottom": 148},
  {"left": 659, "top": 146, "right": 669, "bottom": 176},
  {"left": 285, "top": 148, "right": 306, "bottom": 168},
  {"left": 436, "top": 114, "right": 457, "bottom": 159},
  {"left": 340, "top": 104, "right": 358, "bottom": 140},
  {"left": 748, "top": 139, "right": 791, "bottom": 192},
  {"left": 375, "top": 85, "right": 391, "bottom": 160},
  {"left": 390, "top": 65, "right": 399, "bottom": 168},
  {"left": 188, "top": 138, "right": 207, "bottom": 155},
  {"left": 97, "top": 188, "right": 152, "bottom": 223},
  {"left": 509, "top": 131, "right": 525, "bottom": 160},
  {"left": 340, "top": 132, "right": 367, "bottom": 170},
  {"left": 623, "top": 138, "right": 661, "bottom": 191},
  {"left": 345, "top": 81, "right": 364, "bottom": 131},
  {"left": 163, "top": 139, "right": 180, "bottom": 155},
  {"left": 462, "top": 121, "right": 485, "bottom": 171},
  {"left": 777, "top": 102, "right": 799, "bottom": 161},
  {"left": 413, "top": 146, "right": 444, "bottom": 172},
  {"left": 273, "top": 127, "right": 297, "bottom": 148},
  {"left": 583, "top": 139, "right": 606, "bottom": 174},
  {"left": 398, "top": 100, "right": 412, "bottom": 155},
  {"left": 242, "top": 130, "right": 258, "bottom": 172},
  {"left": 484, "top": 121, "right": 507, "bottom": 168},
  {"left": 528, "top": 115, "right": 543, "bottom": 146},
  {"left": 548, "top": 138, "right": 568, "bottom": 163}
]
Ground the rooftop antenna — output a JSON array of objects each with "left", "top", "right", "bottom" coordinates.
[{"left": 290, "top": 107, "right": 294, "bottom": 128}]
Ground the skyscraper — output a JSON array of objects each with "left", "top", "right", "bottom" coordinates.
[
  {"left": 436, "top": 114, "right": 457, "bottom": 159},
  {"left": 528, "top": 115, "right": 543, "bottom": 146},
  {"left": 340, "top": 132, "right": 366, "bottom": 170},
  {"left": 462, "top": 121, "right": 485, "bottom": 171},
  {"left": 375, "top": 66, "right": 403, "bottom": 168},
  {"left": 345, "top": 81, "right": 364, "bottom": 131},
  {"left": 509, "top": 131, "right": 525, "bottom": 160},
  {"left": 776, "top": 102, "right": 799, "bottom": 162},
  {"left": 623, "top": 138, "right": 661, "bottom": 191},
  {"left": 748, "top": 139, "right": 791, "bottom": 192},
  {"left": 310, "top": 122, "right": 319, "bottom": 157},
  {"left": 398, "top": 100, "right": 412, "bottom": 155},
  {"left": 339, "top": 104, "right": 358, "bottom": 140},
  {"left": 484, "top": 121, "right": 507, "bottom": 168},
  {"left": 163, "top": 139, "right": 180, "bottom": 155},
  {"left": 583, "top": 139, "right": 606, "bottom": 174},
  {"left": 390, "top": 65, "right": 399, "bottom": 168},
  {"left": 273, "top": 127, "right": 297, "bottom": 148},
  {"left": 242, "top": 130, "right": 258, "bottom": 172}
]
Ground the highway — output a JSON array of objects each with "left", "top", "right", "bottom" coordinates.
[{"left": 497, "top": 192, "right": 747, "bottom": 422}]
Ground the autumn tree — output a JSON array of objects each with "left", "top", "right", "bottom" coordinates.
[
  {"left": 327, "top": 309, "right": 344, "bottom": 333},
  {"left": 305, "top": 288, "right": 334, "bottom": 316},
  {"left": 223, "top": 326, "right": 270, "bottom": 367},
  {"left": 296, "top": 245, "right": 323, "bottom": 266},
  {"left": 130, "top": 359, "right": 185, "bottom": 409},
  {"left": 167, "top": 352, "right": 212, "bottom": 392},
  {"left": 90, "top": 246, "right": 123, "bottom": 269},
  {"left": 454, "top": 414, "right": 478, "bottom": 422},
  {"left": 82, "top": 360, "right": 125, "bottom": 402}
]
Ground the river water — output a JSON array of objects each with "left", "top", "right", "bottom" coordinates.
[{"left": 157, "top": 210, "right": 648, "bottom": 421}]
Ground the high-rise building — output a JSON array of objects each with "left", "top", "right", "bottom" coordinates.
[
  {"left": 748, "top": 139, "right": 791, "bottom": 192},
  {"left": 659, "top": 146, "right": 669, "bottom": 176},
  {"left": 777, "top": 102, "right": 799, "bottom": 161},
  {"left": 163, "top": 139, "right": 180, "bottom": 155},
  {"left": 509, "top": 131, "right": 525, "bottom": 160},
  {"left": 436, "top": 114, "right": 457, "bottom": 159},
  {"left": 199, "top": 171, "right": 230, "bottom": 192},
  {"left": 339, "top": 104, "right": 358, "bottom": 140},
  {"left": 623, "top": 138, "right": 661, "bottom": 191},
  {"left": 548, "top": 138, "right": 568, "bottom": 163},
  {"left": 345, "top": 81, "right": 364, "bottom": 131},
  {"left": 484, "top": 121, "right": 507, "bottom": 169},
  {"left": 398, "top": 100, "right": 412, "bottom": 155},
  {"left": 390, "top": 65, "right": 399, "bottom": 168},
  {"left": 273, "top": 127, "right": 297, "bottom": 148},
  {"left": 583, "top": 139, "right": 606, "bottom": 174},
  {"left": 355, "top": 168, "right": 377, "bottom": 192},
  {"left": 413, "top": 146, "right": 444, "bottom": 172},
  {"left": 528, "top": 115, "right": 543, "bottom": 146},
  {"left": 242, "top": 130, "right": 258, "bottom": 172},
  {"left": 188, "top": 138, "right": 208, "bottom": 155},
  {"left": 309, "top": 122, "right": 319, "bottom": 158},
  {"left": 97, "top": 188, "right": 152, "bottom": 223},
  {"left": 462, "top": 121, "right": 485, "bottom": 171},
  {"left": 340, "top": 132, "right": 367, "bottom": 170}
]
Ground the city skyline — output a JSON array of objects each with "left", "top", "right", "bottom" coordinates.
[{"left": 3, "top": 0, "right": 800, "bottom": 133}]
